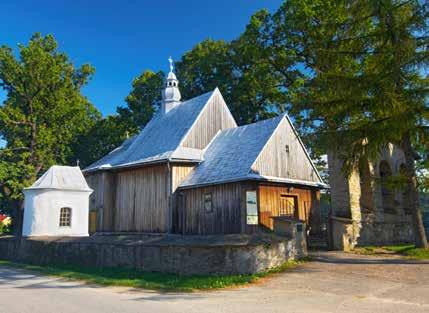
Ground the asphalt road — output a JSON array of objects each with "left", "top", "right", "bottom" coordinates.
[{"left": 0, "top": 252, "right": 428, "bottom": 313}]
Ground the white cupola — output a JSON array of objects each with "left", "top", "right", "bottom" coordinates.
[{"left": 162, "top": 56, "right": 181, "bottom": 114}]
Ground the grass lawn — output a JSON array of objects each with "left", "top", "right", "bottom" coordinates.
[
  {"left": 0, "top": 258, "right": 306, "bottom": 292},
  {"left": 352, "top": 244, "right": 429, "bottom": 260}
]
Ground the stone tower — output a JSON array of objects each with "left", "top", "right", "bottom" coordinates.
[{"left": 328, "top": 144, "right": 413, "bottom": 250}]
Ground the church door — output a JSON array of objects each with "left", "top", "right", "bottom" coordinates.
[{"left": 279, "top": 195, "right": 298, "bottom": 218}]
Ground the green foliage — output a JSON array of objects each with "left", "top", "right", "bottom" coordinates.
[
  {"left": 117, "top": 70, "right": 164, "bottom": 131},
  {"left": 73, "top": 70, "right": 164, "bottom": 167},
  {"left": 231, "top": 0, "right": 428, "bottom": 246},
  {"left": 176, "top": 39, "right": 233, "bottom": 103},
  {"left": 399, "top": 247, "right": 429, "bottom": 259},
  {"left": 269, "top": 0, "right": 428, "bottom": 167},
  {"left": 71, "top": 115, "right": 130, "bottom": 168},
  {"left": 176, "top": 36, "right": 286, "bottom": 125},
  {"left": 0, "top": 222, "right": 10, "bottom": 234},
  {"left": 0, "top": 258, "right": 305, "bottom": 291},
  {"left": 0, "top": 33, "right": 99, "bottom": 213},
  {"left": 353, "top": 244, "right": 429, "bottom": 260}
]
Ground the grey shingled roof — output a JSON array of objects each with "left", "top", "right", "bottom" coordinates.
[
  {"left": 179, "top": 115, "right": 284, "bottom": 187},
  {"left": 179, "top": 114, "right": 327, "bottom": 189},
  {"left": 84, "top": 90, "right": 215, "bottom": 172},
  {"left": 25, "top": 166, "right": 92, "bottom": 192}
]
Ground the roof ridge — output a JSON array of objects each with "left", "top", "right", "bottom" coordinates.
[
  {"left": 247, "top": 114, "right": 286, "bottom": 175},
  {"left": 283, "top": 114, "right": 325, "bottom": 184},
  {"left": 176, "top": 88, "right": 217, "bottom": 149},
  {"left": 202, "top": 129, "right": 221, "bottom": 154},
  {"left": 84, "top": 89, "right": 216, "bottom": 172},
  {"left": 178, "top": 114, "right": 284, "bottom": 188}
]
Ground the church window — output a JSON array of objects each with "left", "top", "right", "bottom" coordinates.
[
  {"left": 204, "top": 193, "right": 213, "bottom": 213},
  {"left": 59, "top": 207, "right": 72, "bottom": 227}
]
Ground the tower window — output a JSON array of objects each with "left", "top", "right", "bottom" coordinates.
[
  {"left": 204, "top": 193, "right": 213, "bottom": 213},
  {"left": 59, "top": 207, "right": 72, "bottom": 227},
  {"left": 379, "top": 160, "right": 395, "bottom": 214}
]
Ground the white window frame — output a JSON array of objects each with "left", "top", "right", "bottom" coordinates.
[
  {"left": 204, "top": 193, "right": 213, "bottom": 213},
  {"left": 246, "top": 190, "right": 258, "bottom": 225},
  {"left": 59, "top": 207, "right": 72, "bottom": 227}
]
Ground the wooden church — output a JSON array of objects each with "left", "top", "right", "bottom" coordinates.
[{"left": 84, "top": 59, "right": 327, "bottom": 235}]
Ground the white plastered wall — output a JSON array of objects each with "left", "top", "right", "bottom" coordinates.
[{"left": 23, "top": 189, "right": 91, "bottom": 237}]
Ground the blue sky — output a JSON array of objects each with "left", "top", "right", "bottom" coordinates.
[{"left": 0, "top": 0, "right": 283, "bottom": 116}]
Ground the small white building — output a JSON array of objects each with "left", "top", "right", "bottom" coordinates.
[{"left": 22, "top": 166, "right": 93, "bottom": 237}]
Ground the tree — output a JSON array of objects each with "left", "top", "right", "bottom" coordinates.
[
  {"left": 176, "top": 37, "right": 287, "bottom": 125},
  {"left": 176, "top": 39, "right": 233, "bottom": 101},
  {"left": 230, "top": 10, "right": 290, "bottom": 124},
  {"left": 267, "top": 0, "right": 428, "bottom": 247},
  {"left": 72, "top": 70, "right": 164, "bottom": 168},
  {"left": 0, "top": 33, "right": 99, "bottom": 234},
  {"left": 360, "top": 0, "right": 428, "bottom": 248},
  {"left": 117, "top": 70, "right": 164, "bottom": 131},
  {"left": 71, "top": 115, "right": 130, "bottom": 168}
]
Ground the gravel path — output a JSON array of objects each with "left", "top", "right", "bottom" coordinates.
[{"left": 0, "top": 251, "right": 428, "bottom": 313}]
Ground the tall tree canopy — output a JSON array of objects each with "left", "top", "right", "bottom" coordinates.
[
  {"left": 0, "top": 33, "right": 99, "bottom": 232},
  {"left": 261, "top": 0, "right": 428, "bottom": 247},
  {"left": 117, "top": 70, "right": 164, "bottom": 132},
  {"left": 75, "top": 70, "right": 164, "bottom": 167},
  {"left": 176, "top": 37, "right": 287, "bottom": 125}
]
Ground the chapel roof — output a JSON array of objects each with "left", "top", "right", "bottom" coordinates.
[{"left": 25, "top": 166, "right": 93, "bottom": 192}]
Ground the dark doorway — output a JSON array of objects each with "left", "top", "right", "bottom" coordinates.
[
  {"left": 379, "top": 160, "right": 395, "bottom": 214},
  {"left": 279, "top": 195, "right": 298, "bottom": 218}
]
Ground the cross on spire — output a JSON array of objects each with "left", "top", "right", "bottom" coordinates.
[
  {"left": 162, "top": 56, "right": 181, "bottom": 113},
  {"left": 168, "top": 56, "right": 174, "bottom": 73}
]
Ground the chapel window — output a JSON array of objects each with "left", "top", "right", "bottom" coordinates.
[{"left": 59, "top": 207, "right": 72, "bottom": 227}]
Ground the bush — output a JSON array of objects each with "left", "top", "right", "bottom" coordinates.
[{"left": 0, "top": 217, "right": 11, "bottom": 234}]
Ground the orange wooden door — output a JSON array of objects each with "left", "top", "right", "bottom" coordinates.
[
  {"left": 279, "top": 195, "right": 297, "bottom": 218},
  {"left": 89, "top": 211, "right": 97, "bottom": 234}
]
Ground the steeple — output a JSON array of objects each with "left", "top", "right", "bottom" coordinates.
[{"left": 162, "top": 57, "right": 181, "bottom": 114}]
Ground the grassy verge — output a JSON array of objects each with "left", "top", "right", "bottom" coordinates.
[
  {"left": 352, "top": 244, "right": 429, "bottom": 260},
  {"left": 0, "top": 258, "right": 306, "bottom": 292}
]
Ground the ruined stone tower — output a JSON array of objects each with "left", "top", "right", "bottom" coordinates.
[{"left": 328, "top": 144, "right": 413, "bottom": 250}]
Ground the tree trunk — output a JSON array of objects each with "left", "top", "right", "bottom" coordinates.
[
  {"left": 11, "top": 200, "right": 24, "bottom": 238},
  {"left": 401, "top": 134, "right": 428, "bottom": 248}
]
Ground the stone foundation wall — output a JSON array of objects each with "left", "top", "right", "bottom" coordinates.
[
  {"left": 358, "top": 221, "right": 413, "bottom": 246},
  {"left": 0, "top": 234, "right": 306, "bottom": 275}
]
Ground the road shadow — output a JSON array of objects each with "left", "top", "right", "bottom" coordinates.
[
  {"left": 0, "top": 266, "right": 102, "bottom": 290},
  {"left": 130, "top": 291, "right": 206, "bottom": 302}
]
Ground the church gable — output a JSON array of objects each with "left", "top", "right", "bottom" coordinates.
[
  {"left": 180, "top": 88, "right": 237, "bottom": 150},
  {"left": 251, "top": 116, "right": 323, "bottom": 184}
]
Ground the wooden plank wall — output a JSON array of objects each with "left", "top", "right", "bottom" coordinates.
[
  {"left": 171, "top": 164, "right": 196, "bottom": 233},
  {"left": 171, "top": 164, "right": 195, "bottom": 193},
  {"left": 252, "top": 118, "right": 320, "bottom": 183},
  {"left": 85, "top": 172, "right": 116, "bottom": 232},
  {"left": 258, "top": 184, "right": 319, "bottom": 230},
  {"left": 114, "top": 164, "right": 170, "bottom": 232},
  {"left": 174, "top": 182, "right": 258, "bottom": 235},
  {"left": 86, "top": 173, "right": 102, "bottom": 211},
  {"left": 86, "top": 164, "right": 195, "bottom": 233},
  {"left": 181, "top": 93, "right": 237, "bottom": 149}
]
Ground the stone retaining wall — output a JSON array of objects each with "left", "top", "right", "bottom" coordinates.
[
  {"left": 358, "top": 221, "right": 413, "bottom": 246},
  {"left": 0, "top": 233, "right": 306, "bottom": 275}
]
